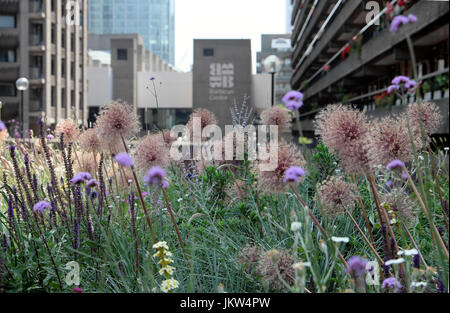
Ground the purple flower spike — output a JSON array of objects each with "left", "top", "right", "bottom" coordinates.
[
  {"left": 387, "top": 160, "right": 405, "bottom": 170},
  {"left": 143, "top": 166, "right": 166, "bottom": 186},
  {"left": 382, "top": 277, "right": 402, "bottom": 291},
  {"left": 33, "top": 200, "right": 51, "bottom": 213},
  {"left": 86, "top": 179, "right": 98, "bottom": 188},
  {"left": 115, "top": 152, "right": 134, "bottom": 167},
  {"left": 0, "top": 121, "right": 5, "bottom": 131},
  {"left": 283, "top": 166, "right": 306, "bottom": 183},
  {"left": 282, "top": 91, "right": 304, "bottom": 111},
  {"left": 346, "top": 256, "right": 368, "bottom": 277},
  {"left": 47, "top": 134, "right": 55, "bottom": 140}
]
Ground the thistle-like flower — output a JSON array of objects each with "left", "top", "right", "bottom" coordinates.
[
  {"left": 134, "top": 133, "right": 169, "bottom": 172},
  {"left": 237, "top": 244, "right": 262, "bottom": 274},
  {"left": 55, "top": 119, "right": 79, "bottom": 144},
  {"left": 257, "top": 248, "right": 295, "bottom": 291},
  {"left": 316, "top": 176, "right": 356, "bottom": 218},
  {"left": 79, "top": 128, "right": 102, "bottom": 152},
  {"left": 257, "top": 140, "right": 306, "bottom": 194},
  {"left": 346, "top": 256, "right": 368, "bottom": 277},
  {"left": 33, "top": 200, "right": 51, "bottom": 214},
  {"left": 260, "top": 106, "right": 292, "bottom": 132},
  {"left": 115, "top": 152, "right": 134, "bottom": 167},
  {"left": 407, "top": 102, "right": 442, "bottom": 138},
  {"left": 369, "top": 116, "right": 417, "bottom": 166},
  {"left": 186, "top": 108, "right": 218, "bottom": 139},
  {"left": 381, "top": 189, "right": 417, "bottom": 226},
  {"left": 282, "top": 90, "right": 304, "bottom": 111},
  {"left": 95, "top": 100, "right": 140, "bottom": 144}
]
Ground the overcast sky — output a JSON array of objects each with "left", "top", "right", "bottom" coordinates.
[{"left": 175, "top": 0, "right": 288, "bottom": 73}]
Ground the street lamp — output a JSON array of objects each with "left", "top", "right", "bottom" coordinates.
[
  {"left": 16, "top": 77, "right": 29, "bottom": 135},
  {"left": 263, "top": 55, "right": 282, "bottom": 106}
]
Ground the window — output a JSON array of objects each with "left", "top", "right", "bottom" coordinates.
[
  {"left": 0, "top": 15, "right": 15, "bottom": 28},
  {"left": 0, "top": 83, "right": 16, "bottom": 97},
  {"left": 51, "top": 87, "right": 55, "bottom": 107},
  {"left": 117, "top": 48, "right": 127, "bottom": 60},
  {"left": 203, "top": 48, "right": 214, "bottom": 57},
  {"left": 0, "top": 49, "right": 15, "bottom": 62}
]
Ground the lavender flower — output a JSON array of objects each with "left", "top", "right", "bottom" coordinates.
[
  {"left": 386, "top": 180, "right": 393, "bottom": 188},
  {"left": 283, "top": 166, "right": 306, "bottom": 183},
  {"left": 33, "top": 200, "right": 51, "bottom": 213},
  {"left": 282, "top": 91, "right": 304, "bottom": 111},
  {"left": 160, "top": 180, "right": 169, "bottom": 189},
  {"left": 115, "top": 152, "right": 134, "bottom": 167},
  {"left": 382, "top": 277, "right": 402, "bottom": 291},
  {"left": 0, "top": 121, "right": 5, "bottom": 131},
  {"left": 387, "top": 160, "right": 405, "bottom": 170},
  {"left": 346, "top": 256, "right": 368, "bottom": 277},
  {"left": 47, "top": 134, "right": 54, "bottom": 140},
  {"left": 392, "top": 76, "right": 410, "bottom": 85},
  {"left": 387, "top": 85, "right": 400, "bottom": 94}
]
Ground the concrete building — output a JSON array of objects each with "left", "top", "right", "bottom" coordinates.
[
  {"left": 290, "top": 0, "right": 449, "bottom": 138},
  {"left": 87, "top": 0, "right": 175, "bottom": 65},
  {"left": 0, "top": 0, "right": 88, "bottom": 132},
  {"left": 286, "top": 0, "right": 293, "bottom": 33},
  {"left": 193, "top": 39, "right": 253, "bottom": 130},
  {"left": 87, "top": 37, "right": 273, "bottom": 132},
  {"left": 256, "top": 34, "right": 293, "bottom": 105},
  {"left": 87, "top": 33, "right": 176, "bottom": 130}
]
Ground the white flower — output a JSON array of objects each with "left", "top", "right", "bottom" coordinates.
[
  {"left": 160, "top": 278, "right": 179, "bottom": 293},
  {"left": 177, "top": 198, "right": 183, "bottom": 202},
  {"left": 153, "top": 241, "right": 169, "bottom": 250},
  {"left": 385, "top": 258, "right": 405, "bottom": 266},
  {"left": 290, "top": 222, "right": 302, "bottom": 232},
  {"left": 398, "top": 248, "right": 418, "bottom": 256},
  {"left": 159, "top": 265, "right": 175, "bottom": 276},
  {"left": 331, "top": 236, "right": 349, "bottom": 243},
  {"left": 292, "top": 262, "right": 311, "bottom": 271}
]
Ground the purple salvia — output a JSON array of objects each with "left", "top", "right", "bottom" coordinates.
[
  {"left": 73, "top": 220, "right": 79, "bottom": 250},
  {"left": 2, "top": 233, "right": 7, "bottom": 252},
  {"left": 413, "top": 254, "right": 420, "bottom": 269}
]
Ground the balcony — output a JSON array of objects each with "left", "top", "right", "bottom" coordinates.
[
  {"left": 29, "top": 0, "right": 45, "bottom": 19},
  {"left": 29, "top": 98, "right": 44, "bottom": 112}
]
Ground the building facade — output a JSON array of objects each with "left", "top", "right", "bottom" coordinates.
[
  {"left": 290, "top": 0, "right": 449, "bottom": 138},
  {"left": 87, "top": 0, "right": 175, "bottom": 65},
  {"left": 193, "top": 39, "right": 253, "bottom": 130},
  {"left": 0, "top": 0, "right": 88, "bottom": 132},
  {"left": 257, "top": 34, "right": 293, "bottom": 106}
]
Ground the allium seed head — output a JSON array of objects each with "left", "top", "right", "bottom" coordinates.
[
  {"left": 316, "top": 176, "right": 356, "bottom": 218},
  {"left": 260, "top": 106, "right": 292, "bottom": 132},
  {"left": 95, "top": 100, "right": 140, "bottom": 144},
  {"left": 257, "top": 140, "right": 306, "bottom": 194},
  {"left": 55, "top": 119, "right": 79, "bottom": 144},
  {"left": 237, "top": 244, "right": 262, "bottom": 274},
  {"left": 134, "top": 133, "right": 169, "bottom": 172},
  {"left": 79, "top": 128, "right": 102, "bottom": 152},
  {"left": 257, "top": 248, "right": 295, "bottom": 291},
  {"left": 186, "top": 108, "right": 218, "bottom": 139},
  {"left": 407, "top": 102, "right": 442, "bottom": 138}
]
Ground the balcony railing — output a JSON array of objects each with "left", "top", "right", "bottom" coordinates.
[
  {"left": 29, "top": 67, "right": 43, "bottom": 79},
  {"left": 29, "top": 0, "right": 44, "bottom": 13},
  {"left": 29, "top": 34, "right": 43, "bottom": 46}
]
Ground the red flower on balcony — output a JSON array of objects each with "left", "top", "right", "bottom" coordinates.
[
  {"left": 398, "top": 0, "right": 405, "bottom": 6},
  {"left": 341, "top": 45, "right": 351, "bottom": 60},
  {"left": 324, "top": 64, "right": 330, "bottom": 72}
]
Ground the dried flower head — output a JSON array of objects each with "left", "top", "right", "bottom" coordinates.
[
  {"left": 382, "top": 189, "right": 417, "bottom": 226},
  {"left": 369, "top": 115, "right": 417, "bottom": 166},
  {"left": 96, "top": 100, "right": 140, "bottom": 144},
  {"left": 257, "top": 248, "right": 295, "bottom": 291},
  {"left": 260, "top": 106, "right": 292, "bottom": 132},
  {"left": 315, "top": 104, "right": 370, "bottom": 154},
  {"left": 55, "top": 119, "right": 79, "bottom": 144},
  {"left": 79, "top": 128, "right": 102, "bottom": 152},
  {"left": 75, "top": 151, "right": 98, "bottom": 174},
  {"left": 257, "top": 140, "right": 306, "bottom": 194},
  {"left": 407, "top": 102, "right": 442, "bottom": 138},
  {"left": 237, "top": 244, "right": 262, "bottom": 274},
  {"left": 316, "top": 176, "right": 356, "bottom": 218},
  {"left": 186, "top": 108, "right": 218, "bottom": 139},
  {"left": 134, "top": 133, "right": 169, "bottom": 172},
  {"left": 0, "top": 128, "right": 8, "bottom": 147},
  {"left": 162, "top": 129, "right": 177, "bottom": 146}
]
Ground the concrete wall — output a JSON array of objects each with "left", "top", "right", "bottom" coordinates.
[
  {"left": 111, "top": 38, "right": 137, "bottom": 109},
  {"left": 137, "top": 72, "right": 192, "bottom": 109},
  {"left": 193, "top": 39, "right": 252, "bottom": 129},
  {"left": 87, "top": 67, "right": 112, "bottom": 108}
]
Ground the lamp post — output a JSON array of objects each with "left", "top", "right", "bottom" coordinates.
[
  {"left": 16, "top": 77, "right": 29, "bottom": 136},
  {"left": 263, "top": 55, "right": 282, "bottom": 106}
]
